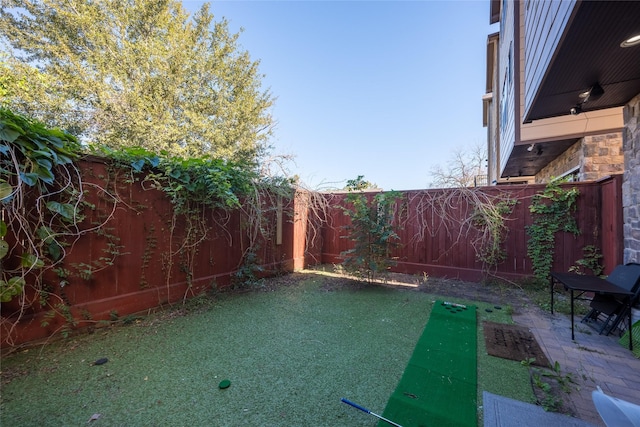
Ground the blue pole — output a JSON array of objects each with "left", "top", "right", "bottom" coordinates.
[{"left": 341, "top": 398, "right": 404, "bottom": 427}]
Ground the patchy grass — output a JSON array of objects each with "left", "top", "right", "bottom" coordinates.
[
  {"left": 517, "top": 277, "right": 590, "bottom": 316},
  {"left": 1, "top": 272, "right": 534, "bottom": 426}
]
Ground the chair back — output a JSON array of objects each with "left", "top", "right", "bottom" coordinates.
[{"left": 606, "top": 263, "right": 640, "bottom": 293}]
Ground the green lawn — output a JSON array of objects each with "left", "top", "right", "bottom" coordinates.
[{"left": 0, "top": 272, "right": 534, "bottom": 426}]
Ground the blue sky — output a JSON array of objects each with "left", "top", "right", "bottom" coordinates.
[{"left": 184, "top": 0, "right": 497, "bottom": 190}]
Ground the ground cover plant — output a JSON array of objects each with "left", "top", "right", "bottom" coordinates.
[{"left": 1, "top": 271, "right": 534, "bottom": 426}]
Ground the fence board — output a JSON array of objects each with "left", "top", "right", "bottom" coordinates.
[
  {"left": 1, "top": 158, "right": 302, "bottom": 346},
  {"left": 1, "top": 158, "right": 623, "bottom": 347},
  {"left": 321, "top": 177, "right": 622, "bottom": 282}
]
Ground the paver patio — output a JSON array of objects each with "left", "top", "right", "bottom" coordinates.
[{"left": 513, "top": 307, "right": 640, "bottom": 426}]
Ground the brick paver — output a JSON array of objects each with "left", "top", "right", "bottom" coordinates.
[{"left": 513, "top": 308, "right": 640, "bottom": 426}]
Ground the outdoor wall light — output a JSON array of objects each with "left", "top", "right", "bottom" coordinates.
[
  {"left": 571, "top": 82, "right": 603, "bottom": 115},
  {"left": 579, "top": 83, "right": 604, "bottom": 103},
  {"left": 621, "top": 34, "right": 640, "bottom": 48}
]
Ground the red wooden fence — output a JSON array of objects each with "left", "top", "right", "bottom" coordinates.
[
  {"left": 321, "top": 176, "right": 623, "bottom": 282},
  {"left": 1, "top": 158, "right": 313, "bottom": 347},
  {"left": 0, "top": 158, "right": 622, "bottom": 347}
]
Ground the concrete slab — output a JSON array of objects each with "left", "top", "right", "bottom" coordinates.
[{"left": 483, "top": 391, "right": 598, "bottom": 427}]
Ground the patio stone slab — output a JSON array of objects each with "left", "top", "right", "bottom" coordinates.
[
  {"left": 483, "top": 391, "right": 598, "bottom": 427},
  {"left": 512, "top": 307, "right": 640, "bottom": 427}
]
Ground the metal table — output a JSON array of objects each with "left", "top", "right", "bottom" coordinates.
[{"left": 550, "top": 272, "right": 633, "bottom": 350}]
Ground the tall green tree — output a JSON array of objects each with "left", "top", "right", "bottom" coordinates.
[{"left": 0, "top": 0, "right": 274, "bottom": 164}]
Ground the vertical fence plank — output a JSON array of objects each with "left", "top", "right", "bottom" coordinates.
[
  {"left": 1, "top": 160, "right": 623, "bottom": 346},
  {"left": 320, "top": 179, "right": 621, "bottom": 282}
]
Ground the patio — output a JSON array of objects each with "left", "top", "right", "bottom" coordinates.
[{"left": 513, "top": 304, "right": 640, "bottom": 426}]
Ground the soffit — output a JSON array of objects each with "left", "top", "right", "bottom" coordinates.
[
  {"left": 500, "top": 139, "right": 578, "bottom": 179},
  {"left": 524, "top": 1, "right": 640, "bottom": 122}
]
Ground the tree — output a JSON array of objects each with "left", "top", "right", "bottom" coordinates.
[
  {"left": 0, "top": 0, "right": 274, "bottom": 164},
  {"left": 341, "top": 175, "right": 380, "bottom": 191},
  {"left": 429, "top": 140, "right": 487, "bottom": 188},
  {"left": 340, "top": 176, "right": 401, "bottom": 282}
]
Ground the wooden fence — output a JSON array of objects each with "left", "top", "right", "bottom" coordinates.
[
  {"left": 320, "top": 175, "right": 623, "bottom": 282},
  {"left": 1, "top": 158, "right": 315, "bottom": 346},
  {"left": 0, "top": 159, "right": 622, "bottom": 347}
]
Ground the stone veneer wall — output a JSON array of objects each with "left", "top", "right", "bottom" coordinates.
[
  {"left": 536, "top": 141, "right": 580, "bottom": 183},
  {"left": 623, "top": 94, "right": 640, "bottom": 264},
  {"left": 536, "top": 132, "right": 624, "bottom": 183},
  {"left": 582, "top": 133, "right": 625, "bottom": 180}
]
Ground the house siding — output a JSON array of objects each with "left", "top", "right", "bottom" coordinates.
[
  {"left": 523, "top": 0, "right": 576, "bottom": 118},
  {"left": 486, "top": 34, "right": 500, "bottom": 185},
  {"left": 498, "top": 0, "right": 517, "bottom": 174}
]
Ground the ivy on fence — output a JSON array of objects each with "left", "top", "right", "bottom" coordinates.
[
  {"left": 526, "top": 178, "right": 580, "bottom": 282},
  {"left": 1, "top": 109, "right": 294, "bottom": 343}
]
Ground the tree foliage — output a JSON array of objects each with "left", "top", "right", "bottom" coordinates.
[
  {"left": 340, "top": 176, "right": 401, "bottom": 282},
  {"left": 0, "top": 0, "right": 274, "bottom": 164},
  {"left": 526, "top": 178, "right": 580, "bottom": 282}
]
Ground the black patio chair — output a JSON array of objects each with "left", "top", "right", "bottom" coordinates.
[{"left": 581, "top": 263, "right": 640, "bottom": 336}]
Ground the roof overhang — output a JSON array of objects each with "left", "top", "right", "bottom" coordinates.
[
  {"left": 524, "top": 1, "right": 640, "bottom": 122},
  {"left": 501, "top": 107, "right": 623, "bottom": 179},
  {"left": 501, "top": 138, "right": 579, "bottom": 178}
]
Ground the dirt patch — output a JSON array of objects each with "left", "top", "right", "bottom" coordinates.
[
  {"left": 318, "top": 277, "right": 368, "bottom": 292},
  {"left": 417, "top": 276, "right": 529, "bottom": 308},
  {"left": 302, "top": 267, "right": 533, "bottom": 310},
  {"left": 483, "top": 321, "right": 551, "bottom": 367},
  {"left": 528, "top": 366, "right": 579, "bottom": 416},
  {"left": 0, "top": 365, "right": 29, "bottom": 385}
]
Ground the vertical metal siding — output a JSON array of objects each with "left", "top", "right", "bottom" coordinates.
[{"left": 523, "top": 0, "right": 577, "bottom": 115}]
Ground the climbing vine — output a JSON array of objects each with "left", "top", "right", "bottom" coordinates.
[
  {"left": 0, "top": 109, "right": 119, "bottom": 341},
  {"left": 1, "top": 109, "right": 294, "bottom": 343},
  {"left": 471, "top": 197, "right": 518, "bottom": 269},
  {"left": 1, "top": 108, "right": 85, "bottom": 303},
  {"left": 526, "top": 178, "right": 580, "bottom": 282},
  {"left": 400, "top": 186, "right": 519, "bottom": 278},
  {"left": 92, "top": 145, "right": 294, "bottom": 294}
]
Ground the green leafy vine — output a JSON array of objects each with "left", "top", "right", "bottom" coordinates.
[
  {"left": 1, "top": 108, "right": 84, "bottom": 303},
  {"left": 526, "top": 178, "right": 580, "bottom": 282}
]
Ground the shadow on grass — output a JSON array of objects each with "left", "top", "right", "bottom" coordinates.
[{"left": 1, "top": 270, "right": 534, "bottom": 426}]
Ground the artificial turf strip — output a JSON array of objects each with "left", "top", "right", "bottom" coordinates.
[{"left": 379, "top": 300, "right": 477, "bottom": 427}]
